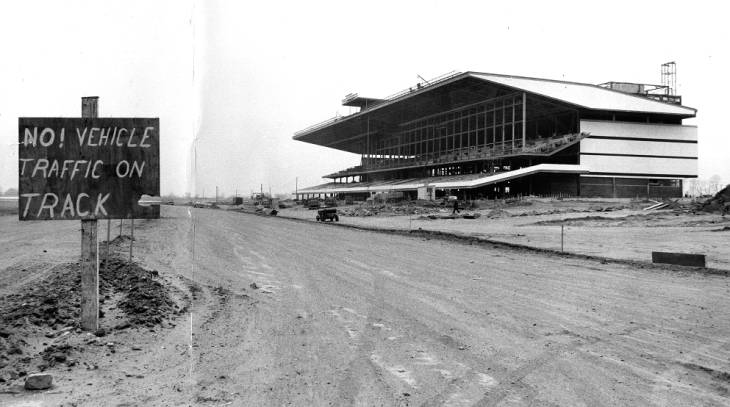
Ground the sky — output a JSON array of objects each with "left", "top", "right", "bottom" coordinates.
[{"left": 1, "top": 1, "right": 728, "bottom": 197}]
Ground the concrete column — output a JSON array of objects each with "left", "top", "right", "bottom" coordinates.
[{"left": 522, "top": 92, "right": 527, "bottom": 150}]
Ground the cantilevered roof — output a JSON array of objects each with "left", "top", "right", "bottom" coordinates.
[
  {"left": 470, "top": 72, "right": 696, "bottom": 116},
  {"left": 294, "top": 71, "right": 696, "bottom": 148}
]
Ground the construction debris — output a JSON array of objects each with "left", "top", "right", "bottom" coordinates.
[
  {"left": 338, "top": 204, "right": 442, "bottom": 217},
  {"left": 698, "top": 185, "right": 730, "bottom": 213},
  {"left": 644, "top": 199, "right": 685, "bottom": 211}
]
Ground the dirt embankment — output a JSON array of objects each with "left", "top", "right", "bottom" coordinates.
[
  {"left": 330, "top": 198, "right": 637, "bottom": 218},
  {"left": 699, "top": 185, "right": 730, "bottom": 213},
  {"left": 0, "top": 237, "right": 183, "bottom": 389}
]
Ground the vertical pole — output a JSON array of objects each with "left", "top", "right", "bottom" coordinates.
[
  {"left": 130, "top": 218, "right": 134, "bottom": 262},
  {"left": 522, "top": 92, "right": 527, "bottom": 151},
  {"left": 561, "top": 224, "right": 564, "bottom": 252},
  {"left": 81, "top": 220, "right": 98, "bottom": 331},
  {"left": 119, "top": 219, "right": 123, "bottom": 238},
  {"left": 80, "top": 96, "right": 99, "bottom": 332},
  {"left": 511, "top": 98, "right": 515, "bottom": 152},
  {"left": 502, "top": 102, "right": 506, "bottom": 152},
  {"left": 106, "top": 218, "right": 111, "bottom": 262}
]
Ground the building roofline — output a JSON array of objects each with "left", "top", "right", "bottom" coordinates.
[
  {"left": 468, "top": 71, "right": 697, "bottom": 114},
  {"left": 294, "top": 71, "right": 697, "bottom": 140},
  {"left": 293, "top": 71, "right": 469, "bottom": 139}
]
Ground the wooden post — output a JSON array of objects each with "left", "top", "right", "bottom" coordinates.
[
  {"left": 80, "top": 96, "right": 99, "bottom": 332},
  {"left": 119, "top": 219, "right": 123, "bottom": 237},
  {"left": 130, "top": 218, "right": 134, "bottom": 262},
  {"left": 80, "top": 220, "right": 98, "bottom": 331},
  {"left": 561, "top": 224, "right": 564, "bottom": 252},
  {"left": 106, "top": 218, "right": 111, "bottom": 262}
]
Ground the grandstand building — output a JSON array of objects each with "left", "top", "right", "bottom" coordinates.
[{"left": 293, "top": 70, "right": 697, "bottom": 200}]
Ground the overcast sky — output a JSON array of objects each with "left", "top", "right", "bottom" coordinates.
[{"left": 1, "top": 1, "right": 728, "bottom": 197}]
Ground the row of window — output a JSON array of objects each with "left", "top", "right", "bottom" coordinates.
[{"left": 373, "top": 94, "right": 526, "bottom": 158}]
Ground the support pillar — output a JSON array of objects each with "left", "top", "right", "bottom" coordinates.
[{"left": 522, "top": 92, "right": 527, "bottom": 150}]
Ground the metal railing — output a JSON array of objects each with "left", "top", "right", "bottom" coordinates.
[
  {"left": 379, "top": 71, "right": 462, "bottom": 104},
  {"left": 294, "top": 114, "right": 346, "bottom": 137},
  {"left": 295, "top": 71, "right": 463, "bottom": 137}
]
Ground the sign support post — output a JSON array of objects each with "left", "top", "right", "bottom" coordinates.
[
  {"left": 130, "top": 218, "right": 134, "bottom": 262},
  {"left": 80, "top": 96, "right": 99, "bottom": 332},
  {"left": 106, "top": 218, "right": 111, "bottom": 262},
  {"left": 18, "top": 102, "right": 160, "bottom": 333}
]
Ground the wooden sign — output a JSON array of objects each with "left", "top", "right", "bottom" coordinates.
[{"left": 18, "top": 117, "right": 160, "bottom": 220}]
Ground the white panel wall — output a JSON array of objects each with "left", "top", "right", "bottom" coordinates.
[
  {"left": 581, "top": 138, "right": 697, "bottom": 157},
  {"left": 579, "top": 120, "right": 698, "bottom": 177},
  {"left": 579, "top": 155, "right": 697, "bottom": 176},
  {"left": 580, "top": 120, "right": 697, "bottom": 142}
]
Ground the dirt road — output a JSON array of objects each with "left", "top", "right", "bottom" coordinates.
[
  {"left": 277, "top": 205, "right": 730, "bottom": 270},
  {"left": 2, "top": 207, "right": 730, "bottom": 406}
]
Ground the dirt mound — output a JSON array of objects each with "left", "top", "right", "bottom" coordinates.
[
  {"left": 1, "top": 263, "right": 81, "bottom": 330},
  {"left": 486, "top": 209, "right": 511, "bottom": 218},
  {"left": 338, "top": 207, "right": 374, "bottom": 217},
  {"left": 0, "top": 258, "right": 177, "bottom": 385},
  {"left": 339, "top": 204, "right": 442, "bottom": 217},
  {"left": 699, "top": 185, "right": 730, "bottom": 213},
  {"left": 101, "top": 258, "right": 177, "bottom": 327},
  {"left": 0, "top": 257, "right": 176, "bottom": 330}
]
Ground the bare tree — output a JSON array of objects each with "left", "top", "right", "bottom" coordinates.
[{"left": 709, "top": 174, "right": 722, "bottom": 195}]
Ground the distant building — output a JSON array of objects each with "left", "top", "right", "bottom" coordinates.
[{"left": 293, "top": 70, "right": 697, "bottom": 200}]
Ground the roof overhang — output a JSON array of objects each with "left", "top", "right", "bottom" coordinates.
[
  {"left": 470, "top": 72, "right": 696, "bottom": 116},
  {"left": 294, "top": 71, "right": 697, "bottom": 153}
]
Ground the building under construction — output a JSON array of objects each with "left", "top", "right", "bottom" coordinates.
[{"left": 294, "top": 66, "right": 697, "bottom": 200}]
